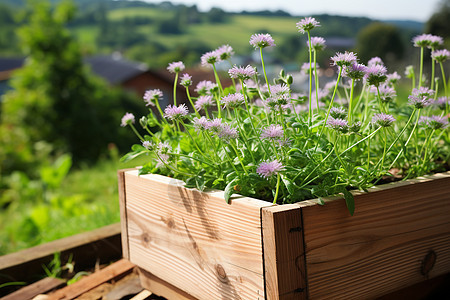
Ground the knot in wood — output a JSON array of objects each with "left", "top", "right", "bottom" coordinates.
[
  {"left": 421, "top": 250, "right": 437, "bottom": 276},
  {"left": 215, "top": 264, "right": 228, "bottom": 282}
]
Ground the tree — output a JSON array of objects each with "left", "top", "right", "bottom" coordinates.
[
  {"left": 426, "top": 0, "right": 450, "bottom": 40},
  {"left": 0, "top": 0, "right": 141, "bottom": 171},
  {"left": 356, "top": 22, "right": 405, "bottom": 64}
]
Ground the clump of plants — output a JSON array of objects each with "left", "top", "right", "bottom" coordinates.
[{"left": 121, "top": 17, "right": 449, "bottom": 214}]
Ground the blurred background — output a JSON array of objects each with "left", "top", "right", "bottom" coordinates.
[{"left": 0, "top": 0, "right": 449, "bottom": 255}]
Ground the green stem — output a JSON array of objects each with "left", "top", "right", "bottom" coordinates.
[
  {"left": 173, "top": 72, "right": 179, "bottom": 106},
  {"left": 185, "top": 87, "right": 200, "bottom": 117},
  {"left": 129, "top": 123, "right": 144, "bottom": 142},
  {"left": 318, "top": 67, "right": 343, "bottom": 139},
  {"left": 307, "top": 31, "right": 313, "bottom": 127},
  {"left": 229, "top": 142, "right": 249, "bottom": 175},
  {"left": 439, "top": 62, "right": 449, "bottom": 115},
  {"left": 420, "top": 129, "right": 435, "bottom": 172},
  {"left": 260, "top": 47, "right": 271, "bottom": 94},
  {"left": 348, "top": 78, "right": 355, "bottom": 123},
  {"left": 273, "top": 173, "right": 281, "bottom": 204},
  {"left": 313, "top": 49, "right": 320, "bottom": 115},
  {"left": 379, "top": 127, "right": 388, "bottom": 175},
  {"left": 418, "top": 47, "right": 424, "bottom": 88}
]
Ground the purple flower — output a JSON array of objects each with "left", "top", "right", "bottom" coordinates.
[
  {"left": 343, "top": 63, "right": 367, "bottom": 80},
  {"left": 142, "top": 140, "right": 154, "bottom": 150},
  {"left": 143, "top": 89, "right": 163, "bottom": 107},
  {"left": 429, "top": 35, "right": 444, "bottom": 48},
  {"left": 216, "top": 44, "right": 234, "bottom": 60},
  {"left": 270, "top": 84, "right": 290, "bottom": 96},
  {"left": 412, "top": 34, "right": 442, "bottom": 48},
  {"left": 221, "top": 93, "right": 245, "bottom": 109},
  {"left": 428, "top": 115, "right": 448, "bottom": 129},
  {"left": 431, "top": 49, "right": 450, "bottom": 63},
  {"left": 193, "top": 116, "right": 209, "bottom": 131},
  {"left": 206, "top": 118, "right": 223, "bottom": 132},
  {"left": 201, "top": 50, "right": 221, "bottom": 66},
  {"left": 256, "top": 160, "right": 285, "bottom": 179},
  {"left": 419, "top": 115, "right": 448, "bottom": 130},
  {"left": 301, "top": 62, "right": 319, "bottom": 75},
  {"left": 195, "top": 95, "right": 215, "bottom": 111},
  {"left": 350, "top": 121, "right": 362, "bottom": 133},
  {"left": 228, "top": 65, "right": 257, "bottom": 80},
  {"left": 167, "top": 61, "right": 185, "bottom": 73},
  {"left": 386, "top": 72, "right": 401, "bottom": 85},
  {"left": 327, "top": 117, "right": 349, "bottom": 133},
  {"left": 296, "top": 17, "right": 320, "bottom": 34},
  {"left": 217, "top": 123, "right": 239, "bottom": 141},
  {"left": 164, "top": 104, "right": 189, "bottom": 121},
  {"left": 331, "top": 51, "right": 358, "bottom": 68},
  {"left": 412, "top": 87, "right": 435, "bottom": 98},
  {"left": 364, "top": 64, "right": 387, "bottom": 87},
  {"left": 157, "top": 141, "right": 172, "bottom": 154},
  {"left": 179, "top": 73, "right": 192, "bottom": 87},
  {"left": 408, "top": 95, "right": 431, "bottom": 109},
  {"left": 372, "top": 113, "right": 396, "bottom": 127},
  {"left": 435, "top": 97, "right": 449, "bottom": 110},
  {"left": 330, "top": 107, "right": 347, "bottom": 119},
  {"left": 307, "top": 36, "right": 326, "bottom": 51},
  {"left": 368, "top": 57, "right": 384, "bottom": 67},
  {"left": 249, "top": 33, "right": 276, "bottom": 49},
  {"left": 195, "top": 80, "right": 217, "bottom": 95},
  {"left": 261, "top": 124, "right": 284, "bottom": 140},
  {"left": 371, "top": 84, "right": 397, "bottom": 103},
  {"left": 121, "top": 112, "right": 135, "bottom": 127}
]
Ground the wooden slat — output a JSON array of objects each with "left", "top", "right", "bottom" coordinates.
[
  {"left": 261, "top": 204, "right": 307, "bottom": 300},
  {"left": 124, "top": 170, "right": 272, "bottom": 300},
  {"left": 118, "top": 168, "right": 136, "bottom": 260},
  {"left": 138, "top": 267, "right": 195, "bottom": 300},
  {"left": 302, "top": 172, "right": 450, "bottom": 299},
  {"left": 47, "top": 259, "right": 135, "bottom": 300},
  {"left": 0, "top": 277, "right": 65, "bottom": 300},
  {"left": 130, "top": 290, "right": 152, "bottom": 300},
  {"left": 0, "top": 223, "right": 122, "bottom": 296}
]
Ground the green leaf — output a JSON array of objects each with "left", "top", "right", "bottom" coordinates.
[
  {"left": 195, "top": 176, "right": 205, "bottom": 191},
  {"left": 281, "top": 175, "right": 295, "bottom": 195},
  {"left": 224, "top": 179, "right": 238, "bottom": 204},
  {"left": 342, "top": 189, "right": 355, "bottom": 216}
]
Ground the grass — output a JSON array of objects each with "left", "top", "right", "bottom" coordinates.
[
  {"left": 108, "top": 7, "right": 175, "bottom": 21},
  {"left": 0, "top": 148, "right": 146, "bottom": 255}
]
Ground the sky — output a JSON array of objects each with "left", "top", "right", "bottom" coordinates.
[{"left": 142, "top": 0, "right": 443, "bottom": 22}]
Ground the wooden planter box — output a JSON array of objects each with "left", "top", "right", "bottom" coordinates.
[{"left": 118, "top": 169, "right": 450, "bottom": 299}]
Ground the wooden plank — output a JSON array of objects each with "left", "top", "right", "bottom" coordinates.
[
  {"left": 0, "top": 277, "right": 65, "bottom": 300},
  {"left": 118, "top": 168, "right": 136, "bottom": 260},
  {"left": 138, "top": 267, "right": 195, "bottom": 300},
  {"left": 130, "top": 290, "right": 152, "bottom": 300},
  {"left": 0, "top": 223, "right": 122, "bottom": 293},
  {"left": 47, "top": 259, "right": 135, "bottom": 300},
  {"left": 302, "top": 172, "right": 450, "bottom": 299},
  {"left": 261, "top": 204, "right": 307, "bottom": 300},
  {"left": 124, "top": 170, "right": 272, "bottom": 300}
]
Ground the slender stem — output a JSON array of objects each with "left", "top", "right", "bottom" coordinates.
[
  {"left": 185, "top": 87, "right": 200, "bottom": 117},
  {"left": 333, "top": 135, "right": 346, "bottom": 170},
  {"left": 348, "top": 78, "right": 355, "bottom": 123},
  {"left": 229, "top": 142, "right": 249, "bottom": 175},
  {"left": 439, "top": 62, "right": 449, "bottom": 116},
  {"left": 418, "top": 47, "right": 424, "bottom": 88},
  {"left": 129, "top": 123, "right": 145, "bottom": 142},
  {"left": 173, "top": 72, "right": 179, "bottom": 106},
  {"left": 307, "top": 31, "right": 313, "bottom": 126},
  {"left": 376, "top": 85, "right": 386, "bottom": 113},
  {"left": 431, "top": 56, "right": 436, "bottom": 90},
  {"left": 179, "top": 121, "right": 206, "bottom": 157},
  {"left": 260, "top": 47, "right": 271, "bottom": 94},
  {"left": 273, "top": 173, "right": 281, "bottom": 204},
  {"left": 379, "top": 127, "right": 388, "bottom": 175},
  {"left": 318, "top": 67, "right": 343, "bottom": 138},
  {"left": 388, "top": 108, "right": 418, "bottom": 169},
  {"left": 212, "top": 63, "right": 224, "bottom": 96},
  {"left": 420, "top": 129, "right": 435, "bottom": 172},
  {"left": 313, "top": 49, "right": 320, "bottom": 115}
]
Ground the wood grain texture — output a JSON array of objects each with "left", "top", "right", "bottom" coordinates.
[
  {"left": 261, "top": 205, "right": 307, "bottom": 300},
  {"left": 138, "top": 267, "right": 196, "bottom": 300},
  {"left": 48, "top": 259, "right": 134, "bottom": 300},
  {"left": 302, "top": 172, "right": 450, "bottom": 299},
  {"left": 0, "top": 277, "right": 65, "bottom": 300},
  {"left": 123, "top": 170, "right": 272, "bottom": 300},
  {"left": 118, "top": 169, "right": 136, "bottom": 260}
]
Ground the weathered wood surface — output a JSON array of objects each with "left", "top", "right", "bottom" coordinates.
[
  {"left": 0, "top": 277, "right": 65, "bottom": 300},
  {"left": 0, "top": 223, "right": 122, "bottom": 296},
  {"left": 301, "top": 172, "right": 450, "bottom": 299},
  {"left": 261, "top": 205, "right": 307, "bottom": 300},
  {"left": 47, "top": 258, "right": 134, "bottom": 300},
  {"left": 122, "top": 170, "right": 272, "bottom": 300}
]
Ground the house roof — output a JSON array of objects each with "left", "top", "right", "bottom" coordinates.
[
  {"left": 0, "top": 54, "right": 150, "bottom": 85},
  {"left": 84, "top": 54, "right": 149, "bottom": 84}
]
